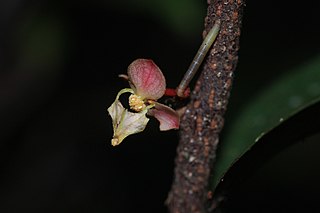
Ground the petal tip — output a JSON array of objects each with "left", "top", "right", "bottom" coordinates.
[
  {"left": 111, "top": 138, "right": 120, "bottom": 146},
  {"left": 149, "top": 103, "right": 180, "bottom": 131}
]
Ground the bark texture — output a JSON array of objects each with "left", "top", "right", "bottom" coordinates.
[{"left": 167, "top": 0, "right": 244, "bottom": 212}]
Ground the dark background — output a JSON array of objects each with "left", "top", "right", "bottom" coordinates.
[{"left": 1, "top": 0, "right": 319, "bottom": 212}]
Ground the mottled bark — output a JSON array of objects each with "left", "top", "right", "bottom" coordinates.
[{"left": 166, "top": 0, "right": 244, "bottom": 212}]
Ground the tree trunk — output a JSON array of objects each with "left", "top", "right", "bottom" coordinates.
[{"left": 166, "top": 0, "right": 245, "bottom": 212}]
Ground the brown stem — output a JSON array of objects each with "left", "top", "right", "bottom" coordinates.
[{"left": 166, "top": 0, "right": 245, "bottom": 213}]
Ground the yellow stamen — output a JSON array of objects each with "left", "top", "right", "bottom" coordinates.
[{"left": 129, "top": 94, "right": 146, "bottom": 112}]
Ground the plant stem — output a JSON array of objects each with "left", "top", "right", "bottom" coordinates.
[
  {"left": 166, "top": 0, "right": 245, "bottom": 212},
  {"left": 176, "top": 21, "right": 220, "bottom": 98}
]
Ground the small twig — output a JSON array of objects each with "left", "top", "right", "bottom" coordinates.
[
  {"left": 166, "top": 0, "right": 245, "bottom": 213},
  {"left": 176, "top": 21, "right": 220, "bottom": 98}
]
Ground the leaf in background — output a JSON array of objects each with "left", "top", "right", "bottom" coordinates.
[
  {"left": 211, "top": 55, "right": 320, "bottom": 190},
  {"left": 108, "top": 0, "right": 205, "bottom": 39},
  {"left": 211, "top": 100, "right": 320, "bottom": 211}
]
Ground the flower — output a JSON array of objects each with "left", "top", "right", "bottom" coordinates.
[{"left": 107, "top": 59, "right": 180, "bottom": 146}]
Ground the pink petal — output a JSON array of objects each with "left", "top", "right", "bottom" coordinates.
[
  {"left": 127, "top": 59, "right": 166, "bottom": 100},
  {"left": 148, "top": 103, "right": 180, "bottom": 131}
]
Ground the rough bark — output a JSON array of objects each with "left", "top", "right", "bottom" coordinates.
[{"left": 166, "top": 0, "right": 245, "bottom": 212}]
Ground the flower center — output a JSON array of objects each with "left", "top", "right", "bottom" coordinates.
[{"left": 129, "top": 94, "right": 146, "bottom": 112}]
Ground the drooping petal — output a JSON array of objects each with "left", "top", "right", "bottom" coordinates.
[
  {"left": 148, "top": 102, "right": 180, "bottom": 131},
  {"left": 108, "top": 98, "right": 125, "bottom": 134},
  {"left": 127, "top": 59, "right": 166, "bottom": 100},
  {"left": 107, "top": 89, "right": 149, "bottom": 146}
]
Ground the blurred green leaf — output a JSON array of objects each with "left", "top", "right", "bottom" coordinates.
[
  {"left": 17, "top": 14, "right": 66, "bottom": 69},
  {"left": 212, "top": 55, "right": 320, "bottom": 189},
  {"left": 211, "top": 100, "right": 320, "bottom": 209},
  {"left": 109, "top": 0, "right": 205, "bottom": 39}
]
